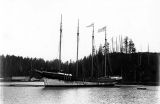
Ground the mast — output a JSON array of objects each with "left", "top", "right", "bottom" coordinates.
[
  {"left": 104, "top": 28, "right": 107, "bottom": 77},
  {"left": 76, "top": 19, "right": 79, "bottom": 78},
  {"left": 98, "top": 26, "right": 108, "bottom": 77},
  {"left": 59, "top": 14, "right": 62, "bottom": 72},
  {"left": 87, "top": 23, "right": 94, "bottom": 78},
  {"left": 91, "top": 24, "right": 94, "bottom": 78}
]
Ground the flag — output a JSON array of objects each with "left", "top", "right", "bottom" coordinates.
[
  {"left": 86, "top": 23, "right": 94, "bottom": 28},
  {"left": 98, "top": 26, "right": 106, "bottom": 32}
]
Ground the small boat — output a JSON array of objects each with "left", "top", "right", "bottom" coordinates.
[{"left": 137, "top": 87, "right": 147, "bottom": 90}]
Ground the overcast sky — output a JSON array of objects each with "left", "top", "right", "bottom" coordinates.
[{"left": 0, "top": 0, "right": 160, "bottom": 62}]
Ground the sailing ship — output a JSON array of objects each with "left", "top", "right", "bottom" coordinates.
[{"left": 40, "top": 15, "right": 121, "bottom": 87}]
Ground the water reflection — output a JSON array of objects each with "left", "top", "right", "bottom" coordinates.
[
  {"left": 41, "top": 86, "right": 160, "bottom": 104},
  {"left": 1, "top": 84, "right": 160, "bottom": 104},
  {"left": 42, "top": 87, "right": 91, "bottom": 104}
]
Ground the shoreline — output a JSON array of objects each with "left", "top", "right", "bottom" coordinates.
[{"left": 0, "top": 81, "right": 159, "bottom": 87}]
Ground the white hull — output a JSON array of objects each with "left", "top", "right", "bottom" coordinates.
[{"left": 43, "top": 78, "right": 116, "bottom": 87}]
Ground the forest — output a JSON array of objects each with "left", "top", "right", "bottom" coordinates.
[
  {"left": 0, "top": 36, "right": 159, "bottom": 85},
  {"left": 0, "top": 52, "right": 159, "bottom": 85}
]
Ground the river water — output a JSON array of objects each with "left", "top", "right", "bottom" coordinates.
[{"left": 0, "top": 82, "right": 160, "bottom": 104}]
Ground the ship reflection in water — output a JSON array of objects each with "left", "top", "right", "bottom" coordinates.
[{"left": 1, "top": 82, "right": 160, "bottom": 104}]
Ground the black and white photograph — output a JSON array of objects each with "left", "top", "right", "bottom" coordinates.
[{"left": 0, "top": 0, "right": 160, "bottom": 104}]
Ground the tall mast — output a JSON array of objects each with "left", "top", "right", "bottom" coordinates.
[
  {"left": 59, "top": 14, "right": 62, "bottom": 72},
  {"left": 76, "top": 19, "right": 79, "bottom": 77},
  {"left": 98, "top": 26, "right": 107, "bottom": 77},
  {"left": 87, "top": 23, "right": 94, "bottom": 78},
  {"left": 104, "top": 28, "right": 107, "bottom": 77},
  {"left": 91, "top": 24, "right": 94, "bottom": 78}
]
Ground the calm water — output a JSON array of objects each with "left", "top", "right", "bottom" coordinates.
[{"left": 0, "top": 82, "right": 160, "bottom": 104}]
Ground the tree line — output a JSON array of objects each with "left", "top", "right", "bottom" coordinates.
[{"left": 0, "top": 36, "right": 159, "bottom": 85}]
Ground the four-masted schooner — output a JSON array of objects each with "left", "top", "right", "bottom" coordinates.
[{"left": 41, "top": 15, "right": 120, "bottom": 87}]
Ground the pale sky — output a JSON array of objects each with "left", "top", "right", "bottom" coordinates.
[{"left": 0, "top": 0, "right": 160, "bottom": 62}]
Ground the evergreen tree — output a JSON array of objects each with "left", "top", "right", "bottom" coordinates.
[
  {"left": 129, "top": 39, "right": 136, "bottom": 53},
  {"left": 124, "top": 36, "right": 129, "bottom": 54}
]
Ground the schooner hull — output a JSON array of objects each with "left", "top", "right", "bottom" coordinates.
[{"left": 43, "top": 78, "right": 116, "bottom": 87}]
